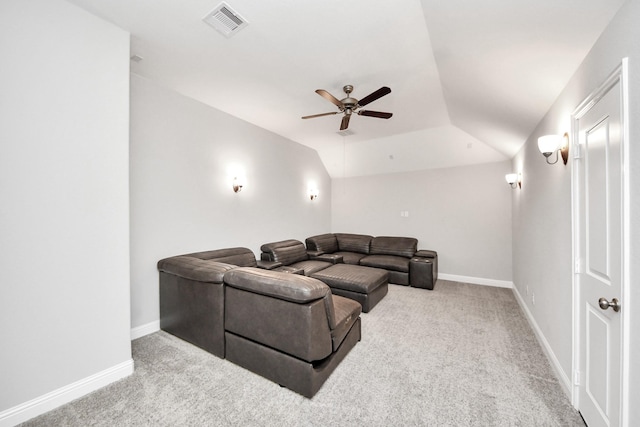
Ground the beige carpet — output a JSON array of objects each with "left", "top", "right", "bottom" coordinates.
[{"left": 22, "top": 280, "right": 584, "bottom": 426}]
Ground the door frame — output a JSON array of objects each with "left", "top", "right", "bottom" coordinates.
[{"left": 571, "top": 58, "right": 630, "bottom": 426}]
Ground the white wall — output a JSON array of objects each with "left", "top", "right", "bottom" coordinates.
[
  {"left": 512, "top": 0, "right": 640, "bottom": 421},
  {"left": 129, "top": 75, "right": 332, "bottom": 331},
  {"left": 332, "top": 161, "right": 513, "bottom": 284},
  {"left": 0, "top": 0, "right": 132, "bottom": 423}
]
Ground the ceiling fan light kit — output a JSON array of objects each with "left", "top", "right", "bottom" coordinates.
[{"left": 302, "top": 85, "right": 393, "bottom": 131}]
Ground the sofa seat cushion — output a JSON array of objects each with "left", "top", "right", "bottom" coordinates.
[
  {"left": 330, "top": 295, "right": 361, "bottom": 351},
  {"left": 360, "top": 254, "right": 411, "bottom": 273},
  {"left": 335, "top": 251, "right": 367, "bottom": 265},
  {"left": 311, "top": 264, "right": 387, "bottom": 294},
  {"left": 291, "top": 260, "right": 333, "bottom": 276}
]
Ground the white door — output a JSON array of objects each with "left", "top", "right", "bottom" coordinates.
[{"left": 574, "top": 62, "right": 627, "bottom": 427}]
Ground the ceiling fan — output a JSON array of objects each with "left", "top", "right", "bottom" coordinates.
[{"left": 301, "top": 85, "right": 393, "bottom": 131}]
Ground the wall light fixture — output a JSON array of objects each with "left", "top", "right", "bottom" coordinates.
[
  {"left": 308, "top": 188, "right": 319, "bottom": 201},
  {"left": 232, "top": 176, "right": 244, "bottom": 193},
  {"left": 505, "top": 173, "right": 522, "bottom": 189},
  {"left": 538, "top": 132, "right": 569, "bottom": 165}
]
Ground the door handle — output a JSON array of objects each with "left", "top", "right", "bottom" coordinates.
[{"left": 598, "top": 297, "right": 621, "bottom": 312}]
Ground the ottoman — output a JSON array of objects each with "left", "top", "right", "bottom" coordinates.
[{"left": 311, "top": 264, "right": 388, "bottom": 312}]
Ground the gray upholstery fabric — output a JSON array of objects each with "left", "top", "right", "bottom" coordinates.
[
  {"left": 224, "top": 267, "right": 361, "bottom": 360},
  {"left": 224, "top": 317, "right": 361, "bottom": 398},
  {"left": 369, "top": 236, "right": 417, "bottom": 258},
  {"left": 225, "top": 285, "right": 334, "bottom": 362},
  {"left": 184, "top": 247, "right": 259, "bottom": 267},
  {"left": 311, "top": 264, "right": 388, "bottom": 293},
  {"left": 158, "top": 271, "right": 226, "bottom": 358},
  {"left": 157, "top": 247, "right": 259, "bottom": 359},
  {"left": 289, "top": 259, "right": 333, "bottom": 276},
  {"left": 329, "top": 282, "right": 389, "bottom": 313},
  {"left": 415, "top": 249, "right": 437, "bottom": 259},
  {"left": 334, "top": 251, "right": 367, "bottom": 265},
  {"left": 260, "top": 239, "right": 309, "bottom": 265},
  {"left": 157, "top": 256, "right": 235, "bottom": 283},
  {"left": 388, "top": 270, "right": 410, "bottom": 286},
  {"left": 334, "top": 233, "right": 373, "bottom": 254},
  {"left": 305, "top": 233, "right": 339, "bottom": 254},
  {"left": 224, "top": 267, "right": 330, "bottom": 304},
  {"left": 330, "top": 295, "right": 361, "bottom": 351},
  {"left": 311, "top": 264, "right": 389, "bottom": 312},
  {"left": 360, "top": 254, "right": 411, "bottom": 273}
]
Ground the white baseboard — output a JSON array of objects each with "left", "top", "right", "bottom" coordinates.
[
  {"left": 130, "top": 320, "right": 160, "bottom": 340},
  {"left": 0, "top": 359, "right": 134, "bottom": 427},
  {"left": 511, "top": 286, "right": 572, "bottom": 398},
  {"left": 438, "top": 273, "right": 514, "bottom": 289}
]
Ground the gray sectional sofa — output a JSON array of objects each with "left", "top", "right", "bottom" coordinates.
[
  {"left": 259, "top": 239, "right": 389, "bottom": 312},
  {"left": 156, "top": 233, "right": 438, "bottom": 397},
  {"left": 158, "top": 247, "right": 362, "bottom": 398},
  {"left": 305, "top": 233, "right": 438, "bottom": 289}
]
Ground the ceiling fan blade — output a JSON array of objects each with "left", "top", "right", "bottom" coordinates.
[
  {"left": 340, "top": 114, "right": 351, "bottom": 131},
  {"left": 357, "top": 86, "right": 391, "bottom": 107},
  {"left": 316, "top": 89, "right": 343, "bottom": 108},
  {"left": 358, "top": 110, "right": 393, "bottom": 119},
  {"left": 301, "top": 111, "right": 339, "bottom": 119}
]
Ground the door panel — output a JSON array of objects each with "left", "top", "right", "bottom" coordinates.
[
  {"left": 585, "top": 305, "right": 610, "bottom": 420},
  {"left": 576, "top": 67, "right": 624, "bottom": 427}
]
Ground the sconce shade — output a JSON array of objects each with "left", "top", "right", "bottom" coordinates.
[
  {"left": 232, "top": 177, "right": 244, "bottom": 193},
  {"left": 505, "top": 173, "right": 521, "bottom": 189},
  {"left": 537, "top": 135, "right": 562, "bottom": 155}
]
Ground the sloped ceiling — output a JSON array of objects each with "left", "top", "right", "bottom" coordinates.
[{"left": 69, "top": 0, "right": 625, "bottom": 177}]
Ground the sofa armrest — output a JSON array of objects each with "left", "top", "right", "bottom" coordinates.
[
  {"left": 414, "top": 249, "right": 437, "bottom": 259},
  {"left": 157, "top": 256, "right": 236, "bottom": 283},
  {"left": 308, "top": 252, "right": 344, "bottom": 264},
  {"left": 224, "top": 267, "right": 330, "bottom": 304},
  {"left": 256, "top": 260, "right": 283, "bottom": 270}
]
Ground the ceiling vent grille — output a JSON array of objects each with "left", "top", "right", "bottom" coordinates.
[{"left": 203, "top": 2, "right": 248, "bottom": 38}]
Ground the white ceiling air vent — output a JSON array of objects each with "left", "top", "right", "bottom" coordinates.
[{"left": 203, "top": 2, "right": 248, "bottom": 38}]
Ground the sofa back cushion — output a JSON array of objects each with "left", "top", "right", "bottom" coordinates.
[
  {"left": 260, "top": 239, "right": 309, "bottom": 265},
  {"left": 157, "top": 256, "right": 235, "bottom": 283},
  {"left": 305, "top": 233, "right": 339, "bottom": 254},
  {"left": 185, "top": 247, "right": 258, "bottom": 267},
  {"left": 370, "top": 236, "right": 417, "bottom": 258},
  {"left": 335, "top": 233, "right": 373, "bottom": 254},
  {"left": 224, "top": 267, "right": 335, "bottom": 361}
]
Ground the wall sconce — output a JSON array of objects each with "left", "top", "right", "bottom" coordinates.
[
  {"left": 232, "top": 176, "right": 244, "bottom": 193},
  {"left": 308, "top": 188, "right": 319, "bottom": 201},
  {"left": 537, "top": 132, "right": 569, "bottom": 165},
  {"left": 505, "top": 173, "right": 522, "bottom": 189}
]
